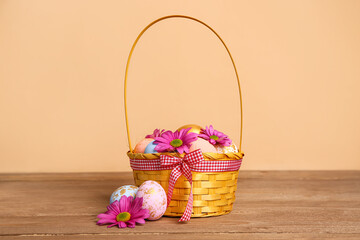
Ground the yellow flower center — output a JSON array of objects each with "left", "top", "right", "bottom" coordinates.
[
  {"left": 170, "top": 139, "right": 183, "bottom": 147},
  {"left": 210, "top": 135, "right": 219, "bottom": 141},
  {"left": 116, "top": 212, "right": 131, "bottom": 222}
]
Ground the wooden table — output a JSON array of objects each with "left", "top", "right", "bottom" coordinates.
[{"left": 0, "top": 171, "right": 359, "bottom": 239}]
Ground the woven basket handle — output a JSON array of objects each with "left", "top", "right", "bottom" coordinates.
[{"left": 124, "top": 15, "right": 243, "bottom": 153}]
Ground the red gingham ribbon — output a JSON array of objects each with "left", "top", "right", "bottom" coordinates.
[
  {"left": 160, "top": 149, "right": 203, "bottom": 222},
  {"left": 130, "top": 149, "right": 242, "bottom": 222}
]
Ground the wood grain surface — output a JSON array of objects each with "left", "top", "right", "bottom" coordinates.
[{"left": 0, "top": 171, "right": 359, "bottom": 239}]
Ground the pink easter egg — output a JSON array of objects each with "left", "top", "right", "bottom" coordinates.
[
  {"left": 134, "top": 138, "right": 154, "bottom": 153},
  {"left": 136, "top": 180, "right": 167, "bottom": 220},
  {"left": 189, "top": 138, "right": 217, "bottom": 153}
]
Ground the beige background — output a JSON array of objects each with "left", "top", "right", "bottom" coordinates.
[{"left": 1, "top": 0, "right": 360, "bottom": 173}]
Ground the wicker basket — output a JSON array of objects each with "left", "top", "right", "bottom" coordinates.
[
  {"left": 128, "top": 152, "right": 243, "bottom": 217},
  {"left": 123, "top": 15, "right": 244, "bottom": 218}
]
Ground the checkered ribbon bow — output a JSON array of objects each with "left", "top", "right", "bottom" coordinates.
[{"left": 160, "top": 149, "right": 204, "bottom": 222}]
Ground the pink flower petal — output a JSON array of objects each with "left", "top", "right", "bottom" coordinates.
[
  {"left": 198, "top": 134, "right": 209, "bottom": 140},
  {"left": 176, "top": 146, "right": 184, "bottom": 154},
  {"left": 209, "top": 125, "right": 214, "bottom": 135},
  {"left": 104, "top": 210, "right": 117, "bottom": 216},
  {"left": 161, "top": 131, "right": 173, "bottom": 141},
  {"left": 118, "top": 221, "right": 127, "bottom": 228},
  {"left": 179, "top": 128, "right": 190, "bottom": 139},
  {"left": 173, "top": 130, "right": 180, "bottom": 139},
  {"left": 107, "top": 223, "right": 118, "bottom": 228},
  {"left": 97, "top": 217, "right": 117, "bottom": 225},
  {"left": 207, "top": 139, "right": 213, "bottom": 144},
  {"left": 131, "top": 209, "right": 150, "bottom": 219},
  {"left": 126, "top": 222, "right": 136, "bottom": 228},
  {"left": 97, "top": 213, "right": 116, "bottom": 220},
  {"left": 127, "top": 219, "right": 136, "bottom": 225},
  {"left": 97, "top": 219, "right": 116, "bottom": 225},
  {"left": 154, "top": 137, "right": 170, "bottom": 144},
  {"left": 120, "top": 196, "right": 132, "bottom": 212},
  {"left": 107, "top": 201, "right": 120, "bottom": 214},
  {"left": 132, "top": 218, "right": 146, "bottom": 224},
  {"left": 155, "top": 144, "right": 170, "bottom": 153},
  {"left": 146, "top": 129, "right": 165, "bottom": 138},
  {"left": 182, "top": 145, "right": 190, "bottom": 154},
  {"left": 183, "top": 132, "right": 197, "bottom": 141},
  {"left": 129, "top": 197, "right": 143, "bottom": 214}
]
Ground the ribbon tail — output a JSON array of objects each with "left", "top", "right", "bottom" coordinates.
[
  {"left": 178, "top": 163, "right": 193, "bottom": 222},
  {"left": 166, "top": 165, "right": 182, "bottom": 208},
  {"left": 179, "top": 180, "right": 193, "bottom": 222}
]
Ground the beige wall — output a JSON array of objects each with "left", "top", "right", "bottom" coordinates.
[{"left": 1, "top": 0, "right": 360, "bottom": 172}]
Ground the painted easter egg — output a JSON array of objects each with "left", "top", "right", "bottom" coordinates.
[
  {"left": 110, "top": 185, "right": 139, "bottom": 204},
  {"left": 215, "top": 143, "right": 238, "bottom": 154},
  {"left": 144, "top": 140, "right": 158, "bottom": 154},
  {"left": 134, "top": 138, "right": 154, "bottom": 153},
  {"left": 177, "top": 124, "right": 202, "bottom": 134},
  {"left": 136, "top": 180, "right": 167, "bottom": 220},
  {"left": 189, "top": 137, "right": 217, "bottom": 153}
]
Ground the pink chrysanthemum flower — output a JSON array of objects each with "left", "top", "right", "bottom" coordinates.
[
  {"left": 154, "top": 128, "right": 198, "bottom": 154},
  {"left": 198, "top": 125, "right": 232, "bottom": 147},
  {"left": 97, "top": 196, "right": 149, "bottom": 228},
  {"left": 146, "top": 129, "right": 165, "bottom": 139}
]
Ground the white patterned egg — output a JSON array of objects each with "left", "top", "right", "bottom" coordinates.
[
  {"left": 110, "top": 185, "right": 139, "bottom": 204},
  {"left": 215, "top": 143, "right": 238, "bottom": 153},
  {"left": 136, "top": 180, "right": 167, "bottom": 220}
]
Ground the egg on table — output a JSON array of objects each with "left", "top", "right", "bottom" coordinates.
[
  {"left": 189, "top": 137, "right": 217, "bottom": 153},
  {"left": 136, "top": 180, "right": 167, "bottom": 220},
  {"left": 134, "top": 138, "right": 154, "bottom": 153},
  {"left": 110, "top": 185, "right": 139, "bottom": 204}
]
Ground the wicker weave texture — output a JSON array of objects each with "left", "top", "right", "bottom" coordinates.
[{"left": 133, "top": 169, "right": 239, "bottom": 217}]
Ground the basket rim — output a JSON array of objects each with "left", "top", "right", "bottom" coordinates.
[{"left": 127, "top": 151, "right": 244, "bottom": 160}]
